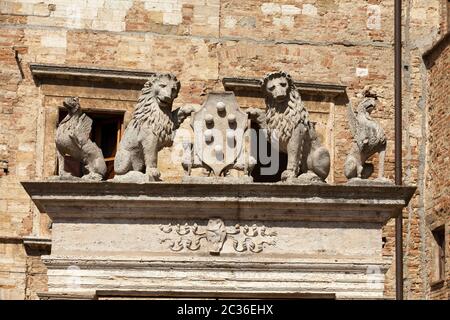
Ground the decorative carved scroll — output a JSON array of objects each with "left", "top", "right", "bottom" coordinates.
[{"left": 159, "top": 219, "right": 277, "bottom": 254}]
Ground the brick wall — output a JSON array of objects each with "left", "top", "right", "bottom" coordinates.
[
  {"left": 0, "top": 0, "right": 448, "bottom": 299},
  {"left": 424, "top": 33, "right": 450, "bottom": 300}
]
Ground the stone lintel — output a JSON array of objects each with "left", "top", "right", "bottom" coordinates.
[
  {"left": 29, "top": 64, "right": 347, "bottom": 98},
  {"left": 222, "top": 77, "right": 347, "bottom": 97},
  {"left": 37, "top": 292, "right": 97, "bottom": 300},
  {"left": 42, "top": 256, "right": 391, "bottom": 273},
  {"left": 95, "top": 289, "right": 336, "bottom": 299},
  {"left": 41, "top": 256, "right": 389, "bottom": 299},
  {"left": 29, "top": 63, "right": 155, "bottom": 88},
  {"left": 38, "top": 289, "right": 335, "bottom": 300}
]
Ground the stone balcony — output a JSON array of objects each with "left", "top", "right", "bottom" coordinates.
[{"left": 21, "top": 181, "right": 415, "bottom": 300}]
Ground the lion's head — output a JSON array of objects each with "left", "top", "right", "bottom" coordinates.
[
  {"left": 260, "top": 71, "right": 308, "bottom": 148},
  {"left": 356, "top": 87, "right": 378, "bottom": 115},
  {"left": 357, "top": 97, "right": 377, "bottom": 115},
  {"left": 141, "top": 73, "right": 180, "bottom": 109},
  {"left": 131, "top": 73, "right": 181, "bottom": 147},
  {"left": 63, "top": 97, "right": 80, "bottom": 114},
  {"left": 261, "top": 71, "right": 295, "bottom": 105}
]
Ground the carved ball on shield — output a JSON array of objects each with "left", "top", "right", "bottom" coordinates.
[
  {"left": 227, "top": 114, "right": 236, "bottom": 124},
  {"left": 216, "top": 102, "right": 226, "bottom": 113},
  {"left": 214, "top": 144, "right": 224, "bottom": 161},
  {"left": 205, "top": 114, "right": 214, "bottom": 124},
  {"left": 214, "top": 144, "right": 223, "bottom": 154},
  {"left": 204, "top": 129, "right": 213, "bottom": 143},
  {"left": 226, "top": 130, "right": 235, "bottom": 147}
]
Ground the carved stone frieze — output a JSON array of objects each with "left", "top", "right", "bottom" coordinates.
[{"left": 159, "top": 218, "right": 277, "bottom": 254}]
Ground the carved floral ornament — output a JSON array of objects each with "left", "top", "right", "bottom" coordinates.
[{"left": 159, "top": 218, "right": 277, "bottom": 254}]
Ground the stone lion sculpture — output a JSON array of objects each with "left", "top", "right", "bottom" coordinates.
[
  {"left": 247, "top": 71, "right": 330, "bottom": 182},
  {"left": 55, "top": 97, "right": 107, "bottom": 181},
  {"left": 114, "top": 73, "right": 193, "bottom": 182},
  {"left": 344, "top": 88, "right": 388, "bottom": 182}
]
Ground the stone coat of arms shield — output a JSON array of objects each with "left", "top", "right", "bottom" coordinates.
[{"left": 190, "top": 92, "right": 248, "bottom": 176}]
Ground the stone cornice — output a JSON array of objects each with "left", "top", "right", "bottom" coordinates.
[
  {"left": 0, "top": 235, "right": 51, "bottom": 252},
  {"left": 21, "top": 181, "right": 416, "bottom": 223},
  {"left": 29, "top": 64, "right": 348, "bottom": 98},
  {"left": 0, "top": 235, "right": 23, "bottom": 243},
  {"left": 29, "top": 63, "right": 155, "bottom": 87},
  {"left": 222, "top": 77, "right": 347, "bottom": 97},
  {"left": 23, "top": 236, "right": 52, "bottom": 251}
]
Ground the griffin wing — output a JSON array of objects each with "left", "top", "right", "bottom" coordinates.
[{"left": 74, "top": 114, "right": 93, "bottom": 146}]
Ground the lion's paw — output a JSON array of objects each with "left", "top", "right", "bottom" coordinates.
[
  {"left": 281, "top": 170, "right": 296, "bottom": 181},
  {"left": 81, "top": 172, "right": 103, "bottom": 181},
  {"left": 245, "top": 107, "right": 264, "bottom": 119},
  {"left": 146, "top": 167, "right": 162, "bottom": 181}
]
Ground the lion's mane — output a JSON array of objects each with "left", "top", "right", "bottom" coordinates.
[
  {"left": 261, "top": 71, "right": 310, "bottom": 146},
  {"left": 129, "top": 73, "right": 180, "bottom": 148}
]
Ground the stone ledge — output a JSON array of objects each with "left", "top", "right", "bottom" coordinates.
[
  {"left": 0, "top": 235, "right": 23, "bottom": 243},
  {"left": 21, "top": 181, "right": 416, "bottom": 223},
  {"left": 23, "top": 236, "right": 51, "bottom": 251},
  {"left": 21, "top": 181, "right": 406, "bottom": 299},
  {"left": 42, "top": 256, "right": 390, "bottom": 270}
]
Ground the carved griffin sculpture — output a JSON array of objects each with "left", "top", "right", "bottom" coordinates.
[
  {"left": 55, "top": 97, "right": 107, "bottom": 181},
  {"left": 114, "top": 73, "right": 193, "bottom": 182},
  {"left": 247, "top": 71, "right": 330, "bottom": 182},
  {"left": 344, "top": 88, "right": 387, "bottom": 181}
]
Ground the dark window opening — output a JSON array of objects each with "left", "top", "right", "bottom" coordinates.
[
  {"left": 57, "top": 110, "right": 124, "bottom": 180},
  {"left": 250, "top": 121, "right": 287, "bottom": 183},
  {"left": 431, "top": 225, "right": 446, "bottom": 285}
]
